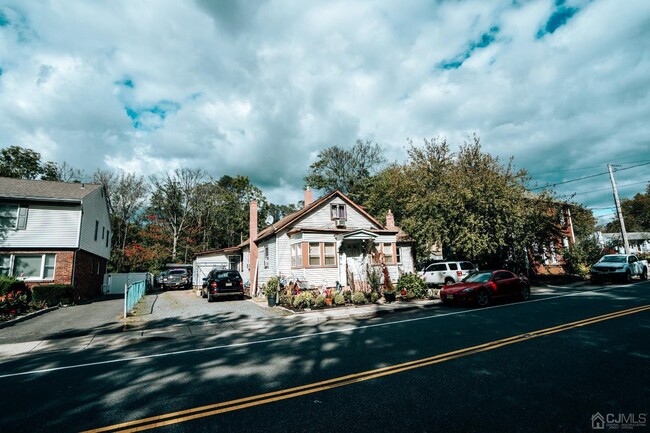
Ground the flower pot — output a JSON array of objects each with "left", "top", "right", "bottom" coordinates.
[
  {"left": 325, "top": 298, "right": 333, "bottom": 306},
  {"left": 383, "top": 291, "right": 396, "bottom": 303},
  {"left": 267, "top": 296, "right": 276, "bottom": 307}
]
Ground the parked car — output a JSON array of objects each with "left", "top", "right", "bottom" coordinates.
[
  {"left": 590, "top": 254, "right": 649, "bottom": 284},
  {"left": 155, "top": 270, "right": 168, "bottom": 288},
  {"left": 440, "top": 270, "right": 530, "bottom": 307},
  {"left": 162, "top": 268, "right": 192, "bottom": 290},
  {"left": 421, "top": 261, "right": 477, "bottom": 286},
  {"left": 202, "top": 269, "right": 245, "bottom": 301}
]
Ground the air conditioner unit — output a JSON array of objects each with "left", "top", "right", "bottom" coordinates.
[{"left": 335, "top": 218, "right": 346, "bottom": 227}]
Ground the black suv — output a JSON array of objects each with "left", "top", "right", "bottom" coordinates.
[{"left": 202, "top": 269, "right": 245, "bottom": 302}]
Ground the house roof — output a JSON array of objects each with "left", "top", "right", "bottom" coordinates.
[
  {"left": 250, "top": 190, "right": 386, "bottom": 244},
  {"left": 194, "top": 246, "right": 242, "bottom": 258},
  {"left": 0, "top": 177, "right": 103, "bottom": 202},
  {"left": 601, "top": 232, "right": 650, "bottom": 241}
]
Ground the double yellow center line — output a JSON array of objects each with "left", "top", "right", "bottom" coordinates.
[{"left": 84, "top": 304, "right": 650, "bottom": 433}]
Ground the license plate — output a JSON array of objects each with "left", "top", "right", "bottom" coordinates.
[
  {"left": 446, "top": 294, "right": 454, "bottom": 299},
  {"left": 225, "top": 282, "right": 232, "bottom": 287}
]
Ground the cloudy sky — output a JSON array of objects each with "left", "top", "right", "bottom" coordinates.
[{"left": 0, "top": 0, "right": 648, "bottom": 223}]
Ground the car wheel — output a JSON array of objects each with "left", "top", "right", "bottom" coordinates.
[
  {"left": 625, "top": 270, "right": 632, "bottom": 283},
  {"left": 239, "top": 294, "right": 245, "bottom": 300},
  {"left": 444, "top": 277, "right": 455, "bottom": 285},
  {"left": 207, "top": 294, "right": 213, "bottom": 303},
  {"left": 641, "top": 267, "right": 648, "bottom": 281},
  {"left": 520, "top": 285, "right": 531, "bottom": 301},
  {"left": 476, "top": 289, "right": 490, "bottom": 307}
]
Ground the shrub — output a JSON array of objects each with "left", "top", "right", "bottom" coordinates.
[
  {"left": 314, "top": 295, "right": 326, "bottom": 308},
  {"left": 293, "top": 292, "right": 313, "bottom": 309},
  {"left": 396, "top": 273, "right": 428, "bottom": 299},
  {"left": 334, "top": 293, "right": 346, "bottom": 306},
  {"left": 352, "top": 291, "right": 367, "bottom": 305},
  {"left": 370, "top": 292, "right": 379, "bottom": 303},
  {"left": 0, "top": 276, "right": 28, "bottom": 297},
  {"left": 342, "top": 289, "right": 352, "bottom": 303},
  {"left": 562, "top": 238, "right": 604, "bottom": 276},
  {"left": 0, "top": 289, "right": 30, "bottom": 317},
  {"left": 263, "top": 276, "right": 281, "bottom": 297},
  {"left": 31, "top": 284, "right": 73, "bottom": 307},
  {"left": 279, "top": 293, "right": 293, "bottom": 306}
]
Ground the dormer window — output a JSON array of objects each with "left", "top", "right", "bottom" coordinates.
[{"left": 331, "top": 204, "right": 347, "bottom": 221}]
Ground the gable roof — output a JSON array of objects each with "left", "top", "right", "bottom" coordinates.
[
  {"left": 0, "top": 177, "right": 103, "bottom": 202},
  {"left": 249, "top": 190, "right": 386, "bottom": 244}
]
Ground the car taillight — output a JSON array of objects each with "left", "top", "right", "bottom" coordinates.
[{"left": 211, "top": 281, "right": 217, "bottom": 288}]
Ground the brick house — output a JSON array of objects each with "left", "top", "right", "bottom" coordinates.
[{"left": 0, "top": 177, "right": 111, "bottom": 300}]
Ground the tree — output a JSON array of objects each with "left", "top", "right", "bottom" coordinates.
[
  {"left": 304, "top": 139, "right": 385, "bottom": 199},
  {"left": 93, "top": 170, "right": 149, "bottom": 272},
  {"left": 605, "top": 184, "right": 650, "bottom": 232},
  {"left": 149, "top": 168, "right": 207, "bottom": 261},
  {"left": 0, "top": 146, "right": 50, "bottom": 179}
]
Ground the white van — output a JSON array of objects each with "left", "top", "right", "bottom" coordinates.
[{"left": 420, "top": 261, "right": 477, "bottom": 286}]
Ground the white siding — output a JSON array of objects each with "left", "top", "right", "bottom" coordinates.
[
  {"left": 258, "top": 238, "right": 277, "bottom": 285},
  {"left": 0, "top": 203, "right": 81, "bottom": 248},
  {"left": 295, "top": 197, "right": 381, "bottom": 231},
  {"left": 398, "top": 245, "right": 415, "bottom": 273},
  {"left": 79, "top": 188, "right": 112, "bottom": 259},
  {"left": 276, "top": 231, "right": 293, "bottom": 278},
  {"left": 300, "top": 232, "right": 341, "bottom": 288}
]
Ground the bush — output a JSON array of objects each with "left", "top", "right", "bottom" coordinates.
[
  {"left": 562, "top": 238, "right": 605, "bottom": 276},
  {"left": 314, "top": 295, "right": 326, "bottom": 308},
  {"left": 293, "top": 292, "right": 313, "bottom": 309},
  {"left": 396, "top": 273, "right": 428, "bottom": 299},
  {"left": 0, "top": 289, "right": 30, "bottom": 317},
  {"left": 352, "top": 291, "right": 367, "bottom": 305},
  {"left": 263, "top": 276, "right": 280, "bottom": 297},
  {"left": 342, "top": 289, "right": 352, "bottom": 303},
  {"left": 279, "top": 293, "right": 293, "bottom": 306},
  {"left": 31, "top": 284, "right": 73, "bottom": 307},
  {"left": 0, "top": 276, "right": 28, "bottom": 297},
  {"left": 370, "top": 292, "right": 379, "bottom": 303},
  {"left": 334, "top": 293, "right": 346, "bottom": 306}
]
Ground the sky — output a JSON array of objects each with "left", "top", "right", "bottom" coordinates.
[{"left": 0, "top": 0, "right": 648, "bottom": 225}]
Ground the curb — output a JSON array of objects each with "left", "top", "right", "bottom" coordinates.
[{"left": 0, "top": 306, "right": 59, "bottom": 329}]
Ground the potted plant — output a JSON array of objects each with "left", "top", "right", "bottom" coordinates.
[
  {"left": 324, "top": 288, "right": 333, "bottom": 306},
  {"left": 264, "top": 276, "right": 280, "bottom": 307}
]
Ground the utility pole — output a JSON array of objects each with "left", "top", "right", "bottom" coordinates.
[{"left": 607, "top": 164, "right": 630, "bottom": 254}]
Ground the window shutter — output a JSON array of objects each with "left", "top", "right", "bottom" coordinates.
[{"left": 17, "top": 205, "right": 29, "bottom": 230}]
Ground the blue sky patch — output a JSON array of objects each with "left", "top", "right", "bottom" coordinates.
[
  {"left": 537, "top": 3, "right": 579, "bottom": 38},
  {"left": 438, "top": 26, "right": 500, "bottom": 70},
  {"left": 124, "top": 100, "right": 181, "bottom": 129}
]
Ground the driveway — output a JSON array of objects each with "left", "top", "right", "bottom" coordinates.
[{"left": 0, "top": 289, "right": 285, "bottom": 344}]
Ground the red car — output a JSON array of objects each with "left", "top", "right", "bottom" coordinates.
[{"left": 439, "top": 270, "right": 530, "bottom": 307}]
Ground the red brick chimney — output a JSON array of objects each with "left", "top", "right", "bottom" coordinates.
[
  {"left": 386, "top": 209, "right": 396, "bottom": 229},
  {"left": 304, "top": 186, "right": 313, "bottom": 207},
  {"left": 249, "top": 200, "right": 258, "bottom": 295}
]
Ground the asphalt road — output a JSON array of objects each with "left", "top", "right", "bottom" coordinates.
[{"left": 1, "top": 281, "right": 648, "bottom": 433}]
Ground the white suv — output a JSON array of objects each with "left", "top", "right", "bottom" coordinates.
[{"left": 420, "top": 261, "right": 477, "bottom": 286}]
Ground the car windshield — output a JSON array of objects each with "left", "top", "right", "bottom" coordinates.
[
  {"left": 169, "top": 269, "right": 187, "bottom": 275},
  {"left": 601, "top": 256, "right": 626, "bottom": 263},
  {"left": 463, "top": 271, "right": 492, "bottom": 283}
]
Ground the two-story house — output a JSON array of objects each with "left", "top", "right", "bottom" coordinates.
[{"left": 0, "top": 177, "right": 111, "bottom": 300}]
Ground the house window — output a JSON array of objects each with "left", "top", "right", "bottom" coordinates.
[
  {"left": 94, "top": 221, "right": 99, "bottom": 241},
  {"left": 0, "top": 254, "right": 56, "bottom": 280},
  {"left": 330, "top": 204, "right": 347, "bottom": 220},
  {"left": 324, "top": 243, "right": 336, "bottom": 266},
  {"left": 102, "top": 226, "right": 105, "bottom": 240},
  {"left": 106, "top": 231, "right": 110, "bottom": 247},
  {"left": 309, "top": 242, "right": 321, "bottom": 266},
  {"left": 291, "top": 244, "right": 303, "bottom": 268},
  {"left": 382, "top": 243, "right": 395, "bottom": 264},
  {"left": 396, "top": 246, "right": 402, "bottom": 264},
  {"left": 0, "top": 204, "right": 28, "bottom": 230},
  {"left": 262, "top": 247, "right": 269, "bottom": 269}
]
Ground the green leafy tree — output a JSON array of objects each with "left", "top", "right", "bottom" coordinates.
[
  {"left": 304, "top": 139, "right": 385, "bottom": 199},
  {"left": 605, "top": 184, "right": 650, "bottom": 232},
  {"left": 0, "top": 146, "right": 51, "bottom": 179}
]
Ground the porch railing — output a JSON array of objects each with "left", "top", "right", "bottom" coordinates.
[{"left": 124, "top": 280, "right": 146, "bottom": 318}]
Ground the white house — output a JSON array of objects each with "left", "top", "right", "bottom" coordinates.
[
  {"left": 193, "top": 189, "right": 415, "bottom": 294},
  {"left": 594, "top": 231, "right": 650, "bottom": 254},
  {"left": 0, "top": 177, "right": 111, "bottom": 300}
]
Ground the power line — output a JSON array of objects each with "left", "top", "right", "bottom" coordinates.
[
  {"left": 529, "top": 161, "right": 650, "bottom": 191},
  {"left": 528, "top": 159, "right": 650, "bottom": 177},
  {"left": 569, "top": 180, "right": 649, "bottom": 196}
]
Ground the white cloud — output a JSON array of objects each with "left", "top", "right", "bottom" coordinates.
[{"left": 0, "top": 0, "right": 648, "bottom": 213}]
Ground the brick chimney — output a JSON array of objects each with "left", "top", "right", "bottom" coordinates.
[
  {"left": 386, "top": 209, "right": 396, "bottom": 229},
  {"left": 249, "top": 200, "right": 258, "bottom": 295},
  {"left": 304, "top": 186, "right": 313, "bottom": 207}
]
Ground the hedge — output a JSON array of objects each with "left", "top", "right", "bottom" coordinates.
[
  {"left": 0, "top": 276, "right": 28, "bottom": 296},
  {"left": 31, "top": 284, "right": 74, "bottom": 307}
]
